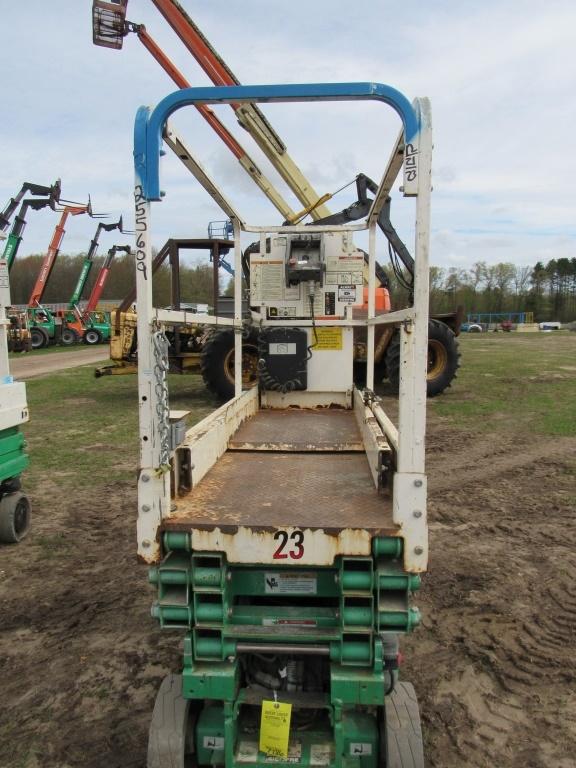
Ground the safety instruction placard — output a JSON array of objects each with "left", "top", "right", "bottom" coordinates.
[
  {"left": 259, "top": 699, "right": 292, "bottom": 758},
  {"left": 313, "top": 327, "right": 343, "bottom": 351},
  {"left": 265, "top": 573, "right": 317, "bottom": 594}
]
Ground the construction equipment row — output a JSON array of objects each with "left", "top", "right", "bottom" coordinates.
[{"left": 0, "top": 182, "right": 132, "bottom": 351}]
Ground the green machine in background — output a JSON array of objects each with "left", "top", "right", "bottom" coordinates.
[{"left": 0, "top": 230, "right": 31, "bottom": 544}]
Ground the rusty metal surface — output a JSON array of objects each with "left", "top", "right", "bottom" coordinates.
[
  {"left": 168, "top": 451, "right": 394, "bottom": 532},
  {"left": 228, "top": 409, "right": 363, "bottom": 452}
]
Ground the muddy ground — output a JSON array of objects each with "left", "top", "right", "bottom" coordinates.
[{"left": 1, "top": 368, "right": 575, "bottom": 766}]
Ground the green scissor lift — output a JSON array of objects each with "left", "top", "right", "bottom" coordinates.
[{"left": 134, "top": 82, "right": 431, "bottom": 768}]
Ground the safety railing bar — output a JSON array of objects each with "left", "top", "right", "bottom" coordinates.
[
  {"left": 241, "top": 222, "right": 368, "bottom": 234},
  {"left": 154, "top": 309, "right": 235, "bottom": 326},
  {"left": 134, "top": 83, "right": 420, "bottom": 202},
  {"left": 366, "top": 308, "right": 415, "bottom": 326}
]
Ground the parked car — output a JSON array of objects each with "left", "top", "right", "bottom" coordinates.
[{"left": 539, "top": 322, "right": 561, "bottom": 331}]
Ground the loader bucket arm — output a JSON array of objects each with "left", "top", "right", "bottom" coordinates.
[
  {"left": 310, "top": 173, "right": 415, "bottom": 282},
  {"left": 68, "top": 217, "right": 128, "bottom": 309},
  {"left": 0, "top": 180, "right": 60, "bottom": 232},
  {"left": 3, "top": 195, "right": 59, "bottom": 271},
  {"left": 27, "top": 204, "right": 91, "bottom": 308},
  {"left": 83, "top": 245, "right": 131, "bottom": 319}
]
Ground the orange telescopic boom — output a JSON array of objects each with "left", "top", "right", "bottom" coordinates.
[
  {"left": 91, "top": 1, "right": 335, "bottom": 221},
  {"left": 27, "top": 198, "right": 109, "bottom": 309},
  {"left": 147, "top": 0, "right": 331, "bottom": 218},
  {"left": 136, "top": 28, "right": 244, "bottom": 160},
  {"left": 27, "top": 206, "right": 89, "bottom": 308}
]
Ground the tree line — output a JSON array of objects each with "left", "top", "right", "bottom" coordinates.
[
  {"left": 387, "top": 258, "right": 576, "bottom": 322},
  {"left": 9, "top": 252, "right": 576, "bottom": 323},
  {"left": 9, "top": 252, "right": 222, "bottom": 308}
]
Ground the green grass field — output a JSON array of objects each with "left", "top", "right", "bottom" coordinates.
[
  {"left": 22, "top": 366, "right": 218, "bottom": 493},
  {"left": 20, "top": 332, "right": 575, "bottom": 493},
  {"left": 432, "top": 332, "right": 576, "bottom": 436}
]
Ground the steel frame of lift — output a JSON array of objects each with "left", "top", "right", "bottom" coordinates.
[
  {"left": 134, "top": 82, "right": 431, "bottom": 768},
  {"left": 0, "top": 180, "right": 63, "bottom": 540},
  {"left": 92, "top": 0, "right": 330, "bottom": 222},
  {"left": 92, "top": 0, "right": 460, "bottom": 398}
]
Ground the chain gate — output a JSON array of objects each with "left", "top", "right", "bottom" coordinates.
[{"left": 152, "top": 328, "right": 171, "bottom": 469}]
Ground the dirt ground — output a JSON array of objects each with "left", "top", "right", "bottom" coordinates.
[{"left": 1, "top": 368, "right": 575, "bottom": 766}]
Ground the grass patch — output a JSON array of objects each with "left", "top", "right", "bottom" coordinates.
[
  {"left": 432, "top": 332, "right": 576, "bottom": 437},
  {"left": 19, "top": 332, "right": 575, "bottom": 495},
  {"left": 22, "top": 365, "right": 218, "bottom": 491}
]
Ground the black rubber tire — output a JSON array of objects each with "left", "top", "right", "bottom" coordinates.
[
  {"left": 385, "top": 320, "right": 460, "bottom": 398},
  {"left": 83, "top": 329, "right": 102, "bottom": 346},
  {"left": 383, "top": 682, "right": 425, "bottom": 767},
  {"left": 200, "top": 328, "right": 259, "bottom": 401},
  {"left": 30, "top": 327, "right": 48, "bottom": 350},
  {"left": 147, "top": 674, "right": 196, "bottom": 768},
  {"left": 0, "top": 492, "right": 31, "bottom": 544},
  {"left": 60, "top": 328, "right": 78, "bottom": 346}
]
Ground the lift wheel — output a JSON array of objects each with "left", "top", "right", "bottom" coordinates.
[
  {"left": 147, "top": 674, "right": 197, "bottom": 768},
  {"left": 383, "top": 682, "right": 425, "bottom": 767},
  {"left": 0, "top": 491, "right": 31, "bottom": 544}
]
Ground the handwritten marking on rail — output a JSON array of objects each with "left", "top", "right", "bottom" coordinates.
[{"left": 134, "top": 185, "right": 147, "bottom": 281}]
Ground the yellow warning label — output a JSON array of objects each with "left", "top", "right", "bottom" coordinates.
[
  {"left": 259, "top": 699, "right": 292, "bottom": 758},
  {"left": 314, "top": 327, "right": 343, "bottom": 351}
]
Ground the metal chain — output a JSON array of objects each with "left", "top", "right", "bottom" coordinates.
[{"left": 152, "top": 329, "right": 171, "bottom": 468}]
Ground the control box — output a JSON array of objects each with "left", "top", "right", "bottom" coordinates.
[{"left": 250, "top": 232, "right": 365, "bottom": 320}]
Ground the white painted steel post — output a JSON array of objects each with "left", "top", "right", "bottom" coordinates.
[
  {"left": 233, "top": 218, "right": 242, "bottom": 398},
  {"left": 366, "top": 222, "right": 376, "bottom": 391},
  {"left": 135, "top": 183, "right": 168, "bottom": 564},
  {"left": 397, "top": 100, "right": 431, "bottom": 475},
  {"left": 393, "top": 98, "right": 432, "bottom": 572}
]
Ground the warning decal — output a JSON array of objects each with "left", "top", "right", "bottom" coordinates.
[
  {"left": 310, "top": 744, "right": 335, "bottom": 765},
  {"left": 203, "top": 736, "right": 224, "bottom": 750},
  {"left": 313, "top": 327, "right": 343, "bottom": 351},
  {"left": 338, "top": 285, "right": 357, "bottom": 303},
  {"left": 259, "top": 701, "right": 293, "bottom": 758},
  {"left": 350, "top": 743, "right": 373, "bottom": 756},
  {"left": 265, "top": 573, "right": 317, "bottom": 594}
]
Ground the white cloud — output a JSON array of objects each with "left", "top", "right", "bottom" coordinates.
[{"left": 0, "top": 0, "right": 574, "bottom": 275}]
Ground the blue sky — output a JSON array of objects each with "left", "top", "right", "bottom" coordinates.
[{"left": 1, "top": 0, "right": 575, "bottom": 271}]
